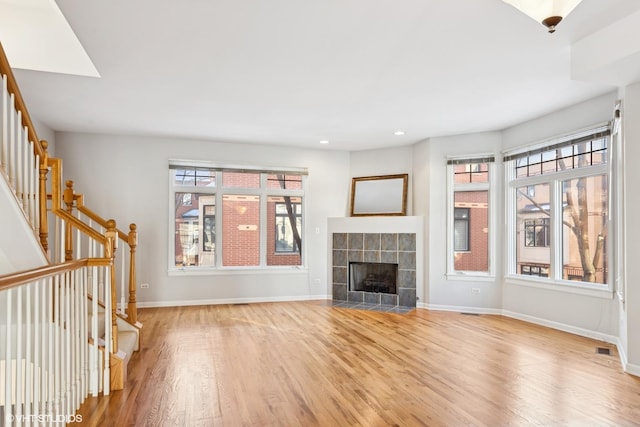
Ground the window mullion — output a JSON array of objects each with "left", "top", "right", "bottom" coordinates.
[
  {"left": 215, "top": 171, "right": 223, "bottom": 268},
  {"left": 260, "top": 174, "right": 267, "bottom": 267},
  {"left": 446, "top": 165, "right": 455, "bottom": 274},
  {"left": 551, "top": 179, "right": 563, "bottom": 281}
]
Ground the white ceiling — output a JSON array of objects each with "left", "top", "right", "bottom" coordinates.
[{"left": 6, "top": 0, "right": 640, "bottom": 151}]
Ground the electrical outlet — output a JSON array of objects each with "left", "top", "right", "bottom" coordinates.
[
  {"left": 140, "top": 283, "right": 149, "bottom": 289},
  {"left": 472, "top": 288, "right": 480, "bottom": 294}
]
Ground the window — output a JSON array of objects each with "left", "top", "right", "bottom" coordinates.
[
  {"left": 524, "top": 218, "right": 550, "bottom": 247},
  {"left": 274, "top": 200, "right": 302, "bottom": 253},
  {"left": 454, "top": 208, "right": 470, "bottom": 251},
  {"left": 447, "top": 156, "right": 494, "bottom": 276},
  {"left": 520, "top": 264, "right": 549, "bottom": 277},
  {"left": 169, "top": 162, "right": 306, "bottom": 270},
  {"left": 505, "top": 125, "right": 610, "bottom": 287}
]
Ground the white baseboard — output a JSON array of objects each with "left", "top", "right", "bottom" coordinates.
[
  {"left": 624, "top": 362, "right": 640, "bottom": 377},
  {"left": 501, "top": 310, "right": 619, "bottom": 345},
  {"left": 422, "top": 303, "right": 502, "bottom": 315},
  {"left": 137, "top": 294, "right": 329, "bottom": 308}
]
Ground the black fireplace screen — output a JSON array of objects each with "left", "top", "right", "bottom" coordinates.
[{"left": 349, "top": 262, "right": 398, "bottom": 294}]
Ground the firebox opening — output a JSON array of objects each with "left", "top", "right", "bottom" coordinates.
[{"left": 349, "top": 262, "right": 398, "bottom": 295}]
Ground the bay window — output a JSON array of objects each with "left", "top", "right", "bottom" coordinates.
[{"left": 505, "top": 125, "right": 611, "bottom": 289}]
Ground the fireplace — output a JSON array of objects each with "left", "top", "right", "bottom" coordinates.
[
  {"left": 330, "top": 228, "right": 418, "bottom": 308},
  {"left": 349, "top": 262, "right": 397, "bottom": 294}
]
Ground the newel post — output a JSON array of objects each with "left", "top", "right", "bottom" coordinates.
[
  {"left": 105, "top": 219, "right": 119, "bottom": 353},
  {"left": 127, "top": 223, "right": 138, "bottom": 324},
  {"left": 63, "top": 180, "right": 76, "bottom": 261},
  {"left": 38, "top": 140, "right": 49, "bottom": 252}
]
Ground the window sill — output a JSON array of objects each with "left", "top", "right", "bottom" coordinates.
[
  {"left": 168, "top": 266, "right": 308, "bottom": 277},
  {"left": 446, "top": 272, "right": 495, "bottom": 282},
  {"left": 505, "top": 274, "right": 614, "bottom": 299}
]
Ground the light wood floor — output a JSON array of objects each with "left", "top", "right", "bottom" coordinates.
[{"left": 77, "top": 301, "right": 640, "bottom": 426}]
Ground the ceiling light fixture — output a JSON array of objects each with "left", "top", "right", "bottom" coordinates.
[
  {"left": 393, "top": 130, "right": 405, "bottom": 136},
  {"left": 501, "top": 0, "right": 583, "bottom": 33},
  {"left": 319, "top": 140, "right": 329, "bottom": 144}
]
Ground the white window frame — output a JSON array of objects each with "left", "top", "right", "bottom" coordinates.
[
  {"left": 446, "top": 155, "right": 496, "bottom": 281},
  {"left": 503, "top": 123, "right": 615, "bottom": 298},
  {"left": 168, "top": 160, "right": 307, "bottom": 274}
]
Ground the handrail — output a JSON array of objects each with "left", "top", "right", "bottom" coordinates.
[
  {"left": 49, "top": 158, "right": 106, "bottom": 244},
  {"left": 1, "top": 38, "right": 138, "bottom": 397},
  {"left": 71, "top": 182, "right": 130, "bottom": 241},
  {"left": 0, "top": 258, "right": 110, "bottom": 291},
  {"left": 0, "top": 42, "right": 44, "bottom": 158},
  {"left": 64, "top": 179, "right": 139, "bottom": 324}
]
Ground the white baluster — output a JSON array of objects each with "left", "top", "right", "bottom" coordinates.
[
  {"left": 90, "top": 266, "right": 99, "bottom": 396},
  {"left": 16, "top": 112, "right": 23, "bottom": 208},
  {"left": 25, "top": 284, "right": 32, "bottom": 425},
  {"left": 3, "top": 289, "right": 13, "bottom": 423},
  {"left": 46, "top": 277, "right": 54, "bottom": 421},
  {"left": 8, "top": 93, "right": 15, "bottom": 186},
  {"left": 121, "top": 250, "right": 126, "bottom": 315},
  {"left": 34, "top": 280, "right": 41, "bottom": 422},
  {"left": 80, "top": 268, "right": 87, "bottom": 401},
  {"left": 34, "top": 153, "right": 40, "bottom": 235},
  {"left": 15, "top": 286, "right": 23, "bottom": 425},
  {"left": 103, "top": 266, "right": 111, "bottom": 395},
  {"left": 28, "top": 140, "right": 36, "bottom": 227},
  {"left": 53, "top": 275, "right": 61, "bottom": 421},
  {"left": 1, "top": 75, "right": 7, "bottom": 171},
  {"left": 63, "top": 272, "right": 69, "bottom": 417}
]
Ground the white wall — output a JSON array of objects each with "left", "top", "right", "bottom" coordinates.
[
  {"left": 621, "top": 82, "right": 640, "bottom": 373},
  {"left": 54, "top": 132, "right": 350, "bottom": 305},
  {"left": 423, "top": 132, "right": 504, "bottom": 311},
  {"left": 501, "top": 91, "right": 620, "bottom": 339},
  {"left": 33, "top": 116, "right": 55, "bottom": 156},
  {"left": 51, "top": 90, "right": 631, "bottom": 359},
  {"left": 349, "top": 145, "right": 414, "bottom": 214},
  {"left": 413, "top": 140, "right": 430, "bottom": 303}
]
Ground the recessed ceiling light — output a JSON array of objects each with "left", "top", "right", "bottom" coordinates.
[
  {"left": 393, "top": 130, "right": 405, "bottom": 136},
  {"left": 319, "top": 140, "right": 329, "bottom": 144}
]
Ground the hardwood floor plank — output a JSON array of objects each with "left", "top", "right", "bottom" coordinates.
[{"left": 76, "top": 301, "right": 640, "bottom": 426}]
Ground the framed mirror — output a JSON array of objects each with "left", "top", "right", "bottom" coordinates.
[{"left": 350, "top": 174, "right": 408, "bottom": 216}]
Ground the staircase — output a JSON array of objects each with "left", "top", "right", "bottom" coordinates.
[{"left": 0, "top": 41, "right": 141, "bottom": 425}]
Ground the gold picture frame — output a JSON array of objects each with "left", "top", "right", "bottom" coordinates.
[{"left": 350, "top": 174, "right": 408, "bottom": 217}]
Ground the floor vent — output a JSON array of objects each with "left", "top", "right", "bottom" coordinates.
[
  {"left": 596, "top": 347, "right": 611, "bottom": 355},
  {"left": 461, "top": 312, "right": 480, "bottom": 316}
]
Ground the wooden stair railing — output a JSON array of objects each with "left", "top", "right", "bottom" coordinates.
[
  {"left": 0, "top": 258, "right": 116, "bottom": 422},
  {"left": 0, "top": 42, "right": 48, "bottom": 254},
  {"left": 63, "top": 180, "right": 139, "bottom": 325},
  {"left": 1, "top": 40, "right": 141, "bottom": 395}
]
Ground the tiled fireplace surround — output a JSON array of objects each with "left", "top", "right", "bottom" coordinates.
[{"left": 332, "top": 232, "right": 417, "bottom": 308}]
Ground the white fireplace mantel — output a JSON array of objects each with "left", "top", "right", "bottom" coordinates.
[{"left": 327, "top": 216, "right": 423, "bottom": 234}]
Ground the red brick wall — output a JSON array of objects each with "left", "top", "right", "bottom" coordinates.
[
  {"left": 454, "top": 191, "right": 489, "bottom": 272},
  {"left": 222, "top": 195, "right": 260, "bottom": 266}
]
